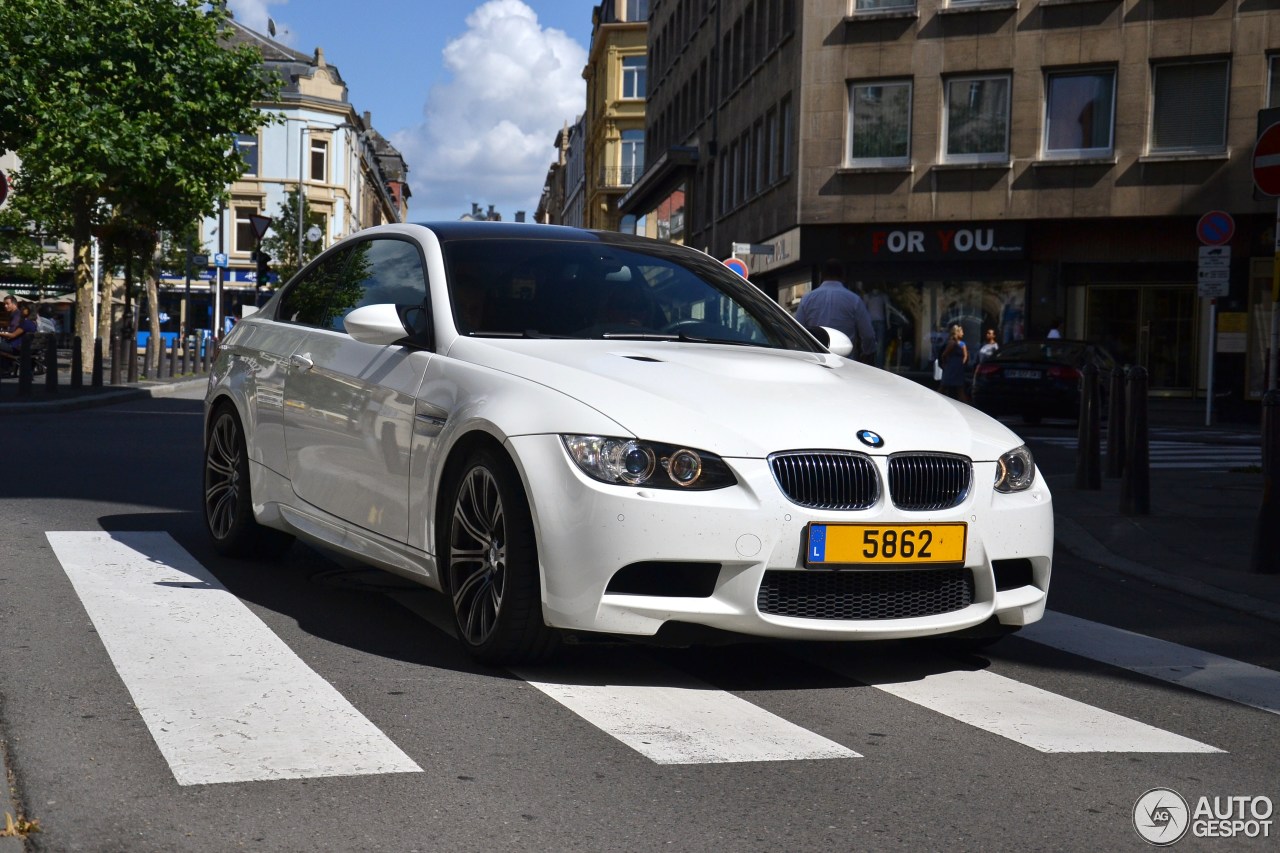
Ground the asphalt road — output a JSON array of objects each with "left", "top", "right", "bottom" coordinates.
[{"left": 1, "top": 391, "right": 1277, "bottom": 852}]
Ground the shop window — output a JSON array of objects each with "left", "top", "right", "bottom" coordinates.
[
  {"left": 1150, "top": 60, "right": 1228, "bottom": 154},
  {"left": 944, "top": 75, "right": 1010, "bottom": 163},
  {"left": 1043, "top": 69, "right": 1115, "bottom": 158},
  {"left": 848, "top": 80, "right": 912, "bottom": 166}
]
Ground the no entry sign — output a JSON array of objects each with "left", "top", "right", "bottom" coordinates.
[
  {"left": 1253, "top": 122, "right": 1280, "bottom": 197},
  {"left": 723, "top": 257, "right": 749, "bottom": 278}
]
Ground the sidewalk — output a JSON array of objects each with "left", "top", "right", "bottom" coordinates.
[
  {"left": 1046, "top": 397, "right": 1280, "bottom": 624},
  {"left": 0, "top": 365, "right": 206, "bottom": 413}
]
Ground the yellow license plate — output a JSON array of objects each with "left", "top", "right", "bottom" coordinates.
[{"left": 806, "top": 523, "right": 967, "bottom": 567}]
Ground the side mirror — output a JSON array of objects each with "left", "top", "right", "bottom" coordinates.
[
  {"left": 808, "top": 325, "right": 853, "bottom": 358},
  {"left": 343, "top": 303, "right": 408, "bottom": 345}
]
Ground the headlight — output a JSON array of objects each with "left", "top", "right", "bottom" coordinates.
[
  {"left": 561, "top": 435, "right": 737, "bottom": 490},
  {"left": 994, "top": 445, "right": 1035, "bottom": 493}
]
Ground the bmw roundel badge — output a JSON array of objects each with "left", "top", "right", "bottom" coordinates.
[{"left": 857, "top": 429, "right": 884, "bottom": 448}]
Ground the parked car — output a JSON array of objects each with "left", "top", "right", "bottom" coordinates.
[
  {"left": 203, "top": 222, "right": 1053, "bottom": 664},
  {"left": 971, "top": 338, "right": 1117, "bottom": 424}
]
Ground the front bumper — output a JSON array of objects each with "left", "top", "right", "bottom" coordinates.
[{"left": 507, "top": 434, "right": 1053, "bottom": 640}]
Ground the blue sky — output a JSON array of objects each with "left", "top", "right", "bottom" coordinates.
[{"left": 227, "top": 0, "right": 598, "bottom": 222}]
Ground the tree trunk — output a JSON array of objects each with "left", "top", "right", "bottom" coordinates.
[
  {"left": 72, "top": 203, "right": 95, "bottom": 369},
  {"left": 145, "top": 240, "right": 162, "bottom": 375}
]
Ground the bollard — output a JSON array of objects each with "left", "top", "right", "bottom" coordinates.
[
  {"left": 1119, "top": 366, "right": 1150, "bottom": 515},
  {"left": 1074, "top": 362, "right": 1102, "bottom": 489},
  {"left": 181, "top": 338, "right": 191, "bottom": 375},
  {"left": 143, "top": 337, "right": 155, "bottom": 379},
  {"left": 92, "top": 337, "right": 104, "bottom": 387},
  {"left": 72, "top": 336, "right": 83, "bottom": 388},
  {"left": 1105, "top": 366, "right": 1127, "bottom": 478},
  {"left": 1252, "top": 390, "right": 1280, "bottom": 573},
  {"left": 44, "top": 335, "right": 57, "bottom": 393},
  {"left": 16, "top": 335, "right": 33, "bottom": 397},
  {"left": 167, "top": 338, "right": 177, "bottom": 378},
  {"left": 109, "top": 333, "right": 121, "bottom": 385},
  {"left": 127, "top": 334, "right": 139, "bottom": 384},
  {"left": 202, "top": 339, "right": 211, "bottom": 373}
]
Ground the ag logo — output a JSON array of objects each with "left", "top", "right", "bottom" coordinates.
[
  {"left": 856, "top": 429, "right": 884, "bottom": 448},
  {"left": 1134, "top": 788, "right": 1190, "bottom": 845}
]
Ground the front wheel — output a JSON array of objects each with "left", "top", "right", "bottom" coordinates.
[
  {"left": 444, "top": 448, "right": 557, "bottom": 665},
  {"left": 204, "top": 406, "right": 293, "bottom": 558}
]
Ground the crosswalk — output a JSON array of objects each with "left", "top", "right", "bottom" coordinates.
[
  {"left": 1028, "top": 433, "right": 1260, "bottom": 470},
  {"left": 47, "top": 531, "right": 1280, "bottom": 784}
]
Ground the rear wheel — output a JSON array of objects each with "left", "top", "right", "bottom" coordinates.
[
  {"left": 204, "top": 406, "right": 293, "bottom": 557},
  {"left": 444, "top": 448, "right": 557, "bottom": 665}
]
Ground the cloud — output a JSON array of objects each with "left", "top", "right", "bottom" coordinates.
[{"left": 392, "top": 0, "right": 586, "bottom": 221}]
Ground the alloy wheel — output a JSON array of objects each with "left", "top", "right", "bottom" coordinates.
[
  {"left": 449, "top": 465, "right": 507, "bottom": 647},
  {"left": 205, "top": 412, "right": 242, "bottom": 541}
]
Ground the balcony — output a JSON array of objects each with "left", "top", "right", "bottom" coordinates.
[{"left": 599, "top": 166, "right": 641, "bottom": 188}]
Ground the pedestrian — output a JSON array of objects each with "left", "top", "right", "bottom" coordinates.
[
  {"left": 0, "top": 295, "right": 37, "bottom": 357},
  {"left": 977, "top": 328, "right": 1000, "bottom": 363},
  {"left": 792, "top": 259, "right": 877, "bottom": 364},
  {"left": 938, "top": 323, "right": 968, "bottom": 401}
]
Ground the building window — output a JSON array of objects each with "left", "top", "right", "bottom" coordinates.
[
  {"left": 623, "top": 0, "right": 650, "bottom": 21},
  {"left": 620, "top": 129, "right": 644, "bottom": 185},
  {"left": 779, "top": 95, "right": 793, "bottom": 177},
  {"left": 1270, "top": 55, "right": 1280, "bottom": 108},
  {"left": 855, "top": 0, "right": 915, "bottom": 10},
  {"left": 234, "top": 206, "right": 259, "bottom": 254},
  {"left": 943, "top": 74, "right": 1010, "bottom": 163},
  {"left": 622, "top": 55, "right": 647, "bottom": 99},
  {"left": 1151, "top": 60, "right": 1229, "bottom": 153},
  {"left": 309, "top": 137, "right": 329, "bottom": 183},
  {"left": 1043, "top": 69, "right": 1115, "bottom": 158},
  {"left": 848, "top": 80, "right": 912, "bottom": 166},
  {"left": 235, "top": 133, "right": 258, "bottom": 176}
]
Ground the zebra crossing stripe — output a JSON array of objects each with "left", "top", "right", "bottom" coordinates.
[
  {"left": 515, "top": 659, "right": 861, "bottom": 764},
  {"left": 1022, "top": 611, "right": 1280, "bottom": 716},
  {"left": 815, "top": 651, "right": 1222, "bottom": 753},
  {"left": 387, "top": 588, "right": 860, "bottom": 764},
  {"left": 47, "top": 531, "right": 423, "bottom": 785}
]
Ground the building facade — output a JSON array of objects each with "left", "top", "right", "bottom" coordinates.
[
  {"left": 582, "top": 1, "right": 652, "bottom": 231},
  {"left": 191, "top": 19, "right": 407, "bottom": 330},
  {"left": 623, "top": 0, "right": 1280, "bottom": 406}
]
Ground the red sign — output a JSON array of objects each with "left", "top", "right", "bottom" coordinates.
[
  {"left": 1253, "top": 123, "right": 1280, "bottom": 197},
  {"left": 1196, "top": 210, "right": 1234, "bottom": 246},
  {"left": 723, "top": 257, "right": 749, "bottom": 278}
]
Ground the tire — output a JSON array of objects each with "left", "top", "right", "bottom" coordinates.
[
  {"left": 203, "top": 405, "right": 294, "bottom": 558},
  {"left": 443, "top": 448, "right": 557, "bottom": 665}
]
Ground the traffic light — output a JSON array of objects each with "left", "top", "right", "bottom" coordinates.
[{"left": 255, "top": 250, "right": 271, "bottom": 285}]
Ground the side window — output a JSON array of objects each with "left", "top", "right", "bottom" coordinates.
[
  {"left": 276, "top": 247, "right": 351, "bottom": 328},
  {"left": 329, "top": 238, "right": 431, "bottom": 337}
]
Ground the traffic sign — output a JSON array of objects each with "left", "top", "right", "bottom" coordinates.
[
  {"left": 249, "top": 213, "right": 272, "bottom": 241},
  {"left": 213, "top": 253, "right": 229, "bottom": 268},
  {"left": 192, "top": 253, "right": 209, "bottom": 268},
  {"left": 723, "top": 257, "right": 749, "bottom": 278},
  {"left": 1253, "top": 122, "right": 1280, "bottom": 196},
  {"left": 1196, "top": 210, "right": 1234, "bottom": 246}
]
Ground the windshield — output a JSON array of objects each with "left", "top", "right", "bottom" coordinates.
[{"left": 440, "top": 236, "right": 820, "bottom": 352}]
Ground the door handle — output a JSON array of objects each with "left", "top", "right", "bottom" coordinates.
[{"left": 290, "top": 353, "right": 314, "bottom": 371}]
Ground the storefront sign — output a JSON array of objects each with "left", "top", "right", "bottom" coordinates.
[
  {"left": 746, "top": 227, "right": 800, "bottom": 276},
  {"left": 848, "top": 223, "right": 1026, "bottom": 261}
]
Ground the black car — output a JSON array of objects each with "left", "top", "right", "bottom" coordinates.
[{"left": 971, "top": 338, "right": 1117, "bottom": 423}]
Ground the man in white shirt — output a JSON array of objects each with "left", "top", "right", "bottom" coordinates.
[{"left": 793, "top": 259, "right": 877, "bottom": 364}]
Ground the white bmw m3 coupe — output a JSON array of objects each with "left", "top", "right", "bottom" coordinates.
[{"left": 204, "top": 222, "right": 1052, "bottom": 664}]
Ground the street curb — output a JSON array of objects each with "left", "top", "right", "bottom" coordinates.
[
  {"left": 0, "top": 377, "right": 206, "bottom": 414},
  {"left": 1054, "top": 515, "right": 1280, "bottom": 627},
  {"left": 1, "top": 735, "right": 27, "bottom": 853}
]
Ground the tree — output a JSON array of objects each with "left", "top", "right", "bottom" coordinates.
[
  {"left": 0, "top": 0, "right": 278, "bottom": 366},
  {"left": 0, "top": 207, "right": 68, "bottom": 298},
  {"left": 260, "top": 188, "right": 328, "bottom": 286}
]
